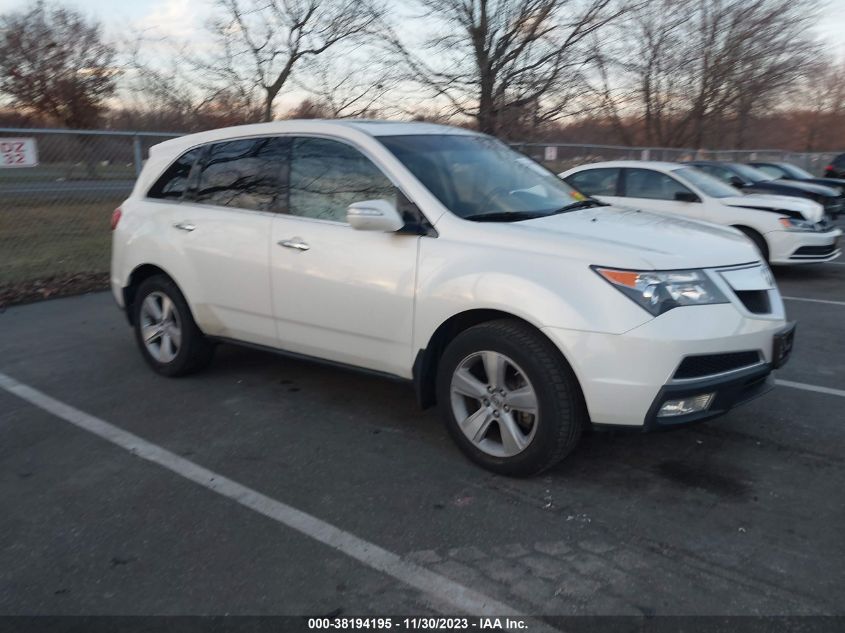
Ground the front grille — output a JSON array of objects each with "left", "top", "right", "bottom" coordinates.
[
  {"left": 734, "top": 289, "right": 771, "bottom": 314},
  {"left": 674, "top": 351, "right": 762, "bottom": 380},
  {"left": 824, "top": 198, "right": 844, "bottom": 215},
  {"left": 791, "top": 243, "right": 838, "bottom": 258}
]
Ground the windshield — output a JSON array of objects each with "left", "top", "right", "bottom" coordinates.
[
  {"left": 731, "top": 163, "right": 773, "bottom": 183},
  {"left": 673, "top": 167, "right": 739, "bottom": 198},
  {"left": 779, "top": 163, "right": 813, "bottom": 179},
  {"left": 377, "top": 134, "right": 585, "bottom": 220}
]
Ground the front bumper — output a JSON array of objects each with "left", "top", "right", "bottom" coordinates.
[
  {"left": 543, "top": 302, "right": 788, "bottom": 428},
  {"left": 767, "top": 228, "right": 842, "bottom": 264},
  {"left": 642, "top": 363, "right": 773, "bottom": 430}
]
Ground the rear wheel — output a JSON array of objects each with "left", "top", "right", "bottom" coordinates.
[
  {"left": 132, "top": 275, "right": 215, "bottom": 376},
  {"left": 737, "top": 227, "right": 769, "bottom": 262},
  {"left": 436, "top": 319, "right": 586, "bottom": 477}
]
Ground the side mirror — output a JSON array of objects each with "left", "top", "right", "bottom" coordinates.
[
  {"left": 346, "top": 199, "right": 404, "bottom": 232},
  {"left": 729, "top": 176, "right": 745, "bottom": 188},
  {"left": 674, "top": 191, "right": 700, "bottom": 203}
]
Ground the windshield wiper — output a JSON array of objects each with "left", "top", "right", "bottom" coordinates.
[
  {"left": 549, "top": 199, "right": 609, "bottom": 214},
  {"left": 463, "top": 211, "right": 548, "bottom": 222}
]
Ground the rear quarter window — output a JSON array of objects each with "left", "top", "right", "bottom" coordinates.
[{"left": 147, "top": 148, "right": 201, "bottom": 200}]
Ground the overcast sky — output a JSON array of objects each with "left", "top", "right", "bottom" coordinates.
[{"left": 1, "top": 0, "right": 844, "bottom": 53}]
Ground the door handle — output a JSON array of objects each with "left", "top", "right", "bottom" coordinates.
[
  {"left": 278, "top": 238, "right": 310, "bottom": 251},
  {"left": 173, "top": 222, "right": 196, "bottom": 232}
]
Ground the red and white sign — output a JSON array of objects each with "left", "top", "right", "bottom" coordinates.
[{"left": 0, "top": 138, "right": 38, "bottom": 168}]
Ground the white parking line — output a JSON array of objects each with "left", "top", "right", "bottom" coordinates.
[
  {"left": 776, "top": 379, "right": 845, "bottom": 399},
  {"left": 782, "top": 296, "right": 845, "bottom": 307},
  {"left": 0, "top": 372, "right": 522, "bottom": 618}
]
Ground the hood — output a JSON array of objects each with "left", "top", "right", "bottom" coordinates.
[
  {"left": 806, "top": 177, "right": 845, "bottom": 193},
  {"left": 512, "top": 205, "right": 758, "bottom": 270},
  {"left": 770, "top": 179, "right": 840, "bottom": 197},
  {"left": 721, "top": 194, "right": 825, "bottom": 221}
]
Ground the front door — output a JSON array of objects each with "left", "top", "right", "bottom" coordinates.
[
  {"left": 270, "top": 136, "right": 419, "bottom": 377},
  {"left": 619, "top": 168, "right": 711, "bottom": 222}
]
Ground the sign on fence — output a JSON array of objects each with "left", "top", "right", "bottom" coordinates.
[
  {"left": 0, "top": 138, "right": 38, "bottom": 167},
  {"left": 544, "top": 146, "right": 558, "bottom": 161}
]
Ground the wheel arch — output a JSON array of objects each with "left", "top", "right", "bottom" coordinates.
[
  {"left": 412, "top": 308, "right": 580, "bottom": 410},
  {"left": 122, "top": 263, "right": 179, "bottom": 325},
  {"left": 731, "top": 224, "right": 770, "bottom": 260}
]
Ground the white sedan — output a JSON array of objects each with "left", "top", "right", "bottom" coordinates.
[{"left": 560, "top": 161, "right": 841, "bottom": 264}]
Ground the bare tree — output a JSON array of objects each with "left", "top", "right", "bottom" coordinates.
[
  {"left": 0, "top": 0, "right": 119, "bottom": 128},
  {"left": 614, "top": 0, "right": 821, "bottom": 148},
  {"left": 796, "top": 58, "right": 845, "bottom": 151},
  {"left": 123, "top": 34, "right": 265, "bottom": 131},
  {"left": 196, "top": 0, "right": 384, "bottom": 122},
  {"left": 386, "top": 0, "right": 629, "bottom": 136},
  {"left": 293, "top": 54, "right": 399, "bottom": 118}
]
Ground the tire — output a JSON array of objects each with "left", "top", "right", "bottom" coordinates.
[
  {"left": 132, "top": 275, "right": 215, "bottom": 377},
  {"left": 436, "top": 319, "right": 586, "bottom": 477},
  {"left": 737, "top": 227, "right": 769, "bottom": 262}
]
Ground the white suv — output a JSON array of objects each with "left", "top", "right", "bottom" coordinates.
[{"left": 111, "top": 121, "right": 794, "bottom": 476}]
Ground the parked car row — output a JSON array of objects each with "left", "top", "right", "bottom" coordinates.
[{"left": 560, "top": 159, "right": 843, "bottom": 266}]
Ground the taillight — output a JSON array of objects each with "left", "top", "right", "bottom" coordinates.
[
  {"left": 111, "top": 207, "right": 122, "bottom": 231},
  {"left": 825, "top": 165, "right": 834, "bottom": 172}
]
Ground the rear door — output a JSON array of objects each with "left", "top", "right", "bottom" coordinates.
[
  {"left": 167, "top": 137, "right": 285, "bottom": 347},
  {"left": 269, "top": 136, "right": 420, "bottom": 377},
  {"left": 565, "top": 168, "right": 622, "bottom": 205},
  {"left": 619, "top": 168, "right": 710, "bottom": 221}
]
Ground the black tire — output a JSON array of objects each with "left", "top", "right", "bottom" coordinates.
[
  {"left": 436, "top": 319, "right": 586, "bottom": 477},
  {"left": 737, "top": 227, "right": 769, "bottom": 262},
  {"left": 132, "top": 275, "right": 215, "bottom": 377}
]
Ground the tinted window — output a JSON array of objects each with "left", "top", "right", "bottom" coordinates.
[
  {"left": 148, "top": 148, "right": 201, "bottom": 200},
  {"left": 697, "top": 164, "right": 736, "bottom": 184},
  {"left": 731, "top": 163, "right": 772, "bottom": 183},
  {"left": 673, "top": 167, "right": 738, "bottom": 198},
  {"left": 623, "top": 169, "right": 693, "bottom": 200},
  {"left": 289, "top": 137, "right": 396, "bottom": 222},
  {"left": 567, "top": 168, "right": 619, "bottom": 196},
  {"left": 779, "top": 163, "right": 813, "bottom": 179},
  {"left": 833, "top": 154, "right": 845, "bottom": 167},
  {"left": 754, "top": 164, "right": 787, "bottom": 179},
  {"left": 378, "top": 135, "right": 582, "bottom": 219},
  {"left": 194, "top": 137, "right": 286, "bottom": 211}
]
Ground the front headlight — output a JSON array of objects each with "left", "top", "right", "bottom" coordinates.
[
  {"left": 593, "top": 267, "right": 729, "bottom": 316},
  {"left": 779, "top": 217, "right": 817, "bottom": 232}
]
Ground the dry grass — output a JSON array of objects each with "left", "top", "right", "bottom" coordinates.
[{"left": 0, "top": 197, "right": 119, "bottom": 285}]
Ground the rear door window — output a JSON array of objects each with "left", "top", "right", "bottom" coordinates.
[
  {"left": 755, "top": 165, "right": 786, "bottom": 179},
  {"left": 566, "top": 168, "right": 619, "bottom": 196},
  {"left": 622, "top": 169, "right": 693, "bottom": 200},
  {"left": 194, "top": 137, "right": 288, "bottom": 212}
]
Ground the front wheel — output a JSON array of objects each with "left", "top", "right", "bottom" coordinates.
[
  {"left": 132, "top": 275, "right": 215, "bottom": 377},
  {"left": 436, "top": 320, "right": 586, "bottom": 477}
]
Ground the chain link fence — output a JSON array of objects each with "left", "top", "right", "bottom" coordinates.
[
  {"left": 0, "top": 129, "right": 179, "bottom": 299},
  {"left": 0, "top": 128, "right": 839, "bottom": 301},
  {"left": 516, "top": 142, "right": 838, "bottom": 174}
]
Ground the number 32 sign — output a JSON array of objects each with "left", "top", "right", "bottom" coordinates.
[{"left": 0, "top": 138, "right": 38, "bottom": 167}]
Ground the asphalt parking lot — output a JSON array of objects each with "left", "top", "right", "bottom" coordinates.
[{"left": 1, "top": 262, "right": 844, "bottom": 619}]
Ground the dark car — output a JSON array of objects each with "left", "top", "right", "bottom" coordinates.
[
  {"left": 824, "top": 153, "right": 845, "bottom": 179},
  {"left": 749, "top": 162, "right": 845, "bottom": 215},
  {"left": 686, "top": 161, "right": 844, "bottom": 218},
  {"left": 750, "top": 161, "right": 845, "bottom": 194}
]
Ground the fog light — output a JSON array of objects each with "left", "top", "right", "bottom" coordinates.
[{"left": 658, "top": 393, "right": 714, "bottom": 417}]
